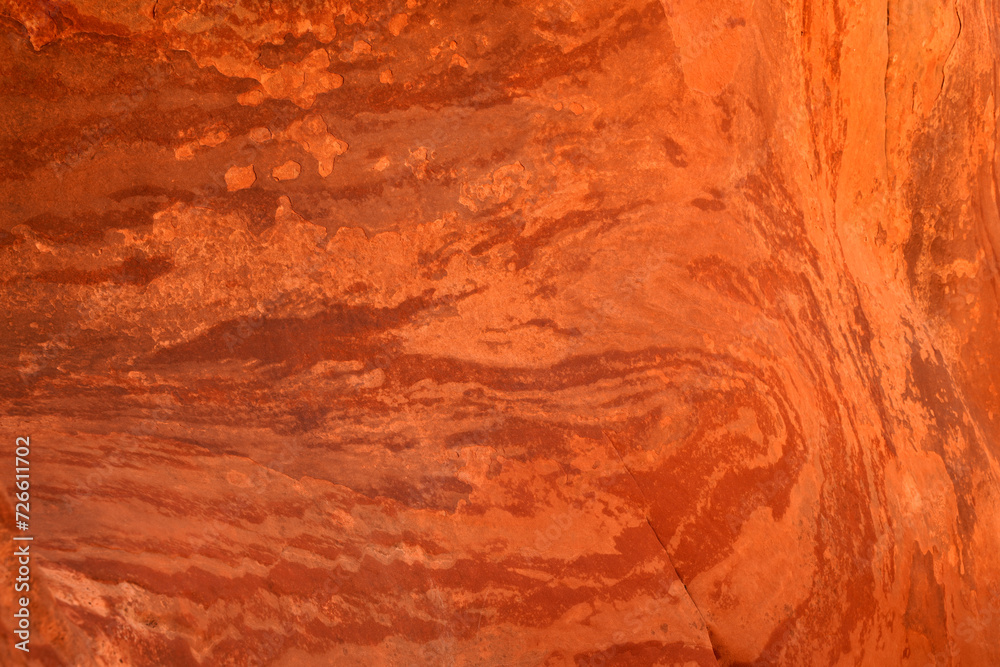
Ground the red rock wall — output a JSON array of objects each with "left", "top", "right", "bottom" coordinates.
[{"left": 2, "top": 0, "right": 1000, "bottom": 665}]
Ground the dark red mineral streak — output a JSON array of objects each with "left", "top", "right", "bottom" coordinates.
[{"left": 2, "top": 0, "right": 1000, "bottom": 664}]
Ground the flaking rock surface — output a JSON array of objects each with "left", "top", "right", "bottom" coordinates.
[{"left": 2, "top": 0, "right": 1000, "bottom": 665}]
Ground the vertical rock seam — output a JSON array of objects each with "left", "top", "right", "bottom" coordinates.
[{"left": 1, "top": 0, "right": 999, "bottom": 665}]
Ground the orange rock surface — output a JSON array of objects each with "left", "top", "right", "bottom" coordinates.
[{"left": 1, "top": 0, "right": 1000, "bottom": 665}]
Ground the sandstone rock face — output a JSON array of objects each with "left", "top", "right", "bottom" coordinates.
[{"left": 2, "top": 0, "right": 1000, "bottom": 665}]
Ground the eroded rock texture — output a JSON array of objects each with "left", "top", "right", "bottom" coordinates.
[{"left": 2, "top": 0, "right": 1000, "bottom": 664}]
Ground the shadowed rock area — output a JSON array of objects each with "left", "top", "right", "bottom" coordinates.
[{"left": 1, "top": 0, "right": 1000, "bottom": 664}]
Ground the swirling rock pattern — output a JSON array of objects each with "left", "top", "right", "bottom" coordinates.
[{"left": 2, "top": 0, "right": 1000, "bottom": 665}]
